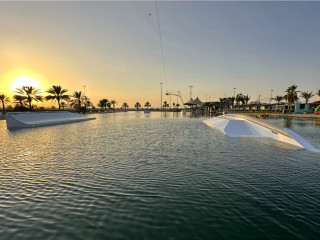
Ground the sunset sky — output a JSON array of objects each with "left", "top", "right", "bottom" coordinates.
[{"left": 1, "top": 1, "right": 320, "bottom": 107}]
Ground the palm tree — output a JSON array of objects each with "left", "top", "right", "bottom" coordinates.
[
  {"left": 0, "top": 94, "right": 10, "bottom": 111},
  {"left": 45, "top": 85, "right": 69, "bottom": 110},
  {"left": 235, "top": 94, "right": 243, "bottom": 110},
  {"left": 60, "top": 101, "right": 67, "bottom": 110},
  {"left": 110, "top": 100, "right": 117, "bottom": 112},
  {"left": 163, "top": 101, "right": 169, "bottom": 111},
  {"left": 98, "top": 99, "right": 109, "bottom": 111},
  {"left": 15, "top": 86, "right": 43, "bottom": 111},
  {"left": 275, "top": 95, "right": 283, "bottom": 104},
  {"left": 134, "top": 102, "right": 141, "bottom": 110},
  {"left": 13, "top": 95, "right": 27, "bottom": 107},
  {"left": 70, "top": 91, "right": 83, "bottom": 110},
  {"left": 244, "top": 95, "right": 250, "bottom": 105},
  {"left": 300, "top": 91, "right": 314, "bottom": 104},
  {"left": 283, "top": 85, "right": 299, "bottom": 113},
  {"left": 144, "top": 101, "right": 151, "bottom": 109},
  {"left": 122, "top": 102, "right": 129, "bottom": 111},
  {"left": 229, "top": 97, "right": 235, "bottom": 109},
  {"left": 84, "top": 99, "right": 92, "bottom": 110}
]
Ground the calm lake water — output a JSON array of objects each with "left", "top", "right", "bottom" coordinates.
[{"left": 1, "top": 112, "right": 320, "bottom": 240}]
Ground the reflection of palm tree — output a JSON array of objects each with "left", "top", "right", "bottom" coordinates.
[
  {"left": 300, "top": 91, "right": 314, "bottom": 103},
  {"left": 284, "top": 85, "right": 299, "bottom": 113},
  {"left": 0, "top": 94, "right": 10, "bottom": 111},
  {"left": 45, "top": 85, "right": 69, "bottom": 110},
  {"left": 144, "top": 101, "right": 151, "bottom": 109},
  {"left": 15, "top": 86, "right": 43, "bottom": 111},
  {"left": 110, "top": 100, "right": 117, "bottom": 112},
  {"left": 134, "top": 102, "right": 141, "bottom": 110}
]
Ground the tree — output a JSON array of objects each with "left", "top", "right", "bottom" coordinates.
[
  {"left": 229, "top": 97, "right": 235, "bottom": 109},
  {"left": 70, "top": 91, "right": 84, "bottom": 110},
  {"left": 163, "top": 101, "right": 169, "bottom": 111},
  {"left": 45, "top": 85, "right": 69, "bottom": 110},
  {"left": 13, "top": 95, "right": 27, "bottom": 108},
  {"left": 219, "top": 98, "right": 228, "bottom": 110},
  {"left": 0, "top": 94, "right": 10, "bottom": 111},
  {"left": 60, "top": 102, "right": 67, "bottom": 110},
  {"left": 244, "top": 95, "right": 250, "bottom": 105},
  {"left": 283, "top": 85, "right": 299, "bottom": 113},
  {"left": 110, "top": 100, "right": 117, "bottom": 112},
  {"left": 15, "top": 86, "right": 43, "bottom": 111},
  {"left": 144, "top": 101, "right": 151, "bottom": 109},
  {"left": 235, "top": 94, "right": 243, "bottom": 110},
  {"left": 275, "top": 95, "right": 283, "bottom": 104},
  {"left": 316, "top": 89, "right": 320, "bottom": 97},
  {"left": 300, "top": 91, "right": 314, "bottom": 104},
  {"left": 134, "top": 102, "right": 141, "bottom": 110},
  {"left": 85, "top": 99, "right": 92, "bottom": 110},
  {"left": 122, "top": 102, "right": 129, "bottom": 111},
  {"left": 176, "top": 103, "right": 180, "bottom": 109},
  {"left": 98, "top": 99, "right": 109, "bottom": 111}
]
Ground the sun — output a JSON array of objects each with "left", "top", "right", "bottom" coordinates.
[{"left": 11, "top": 76, "right": 42, "bottom": 91}]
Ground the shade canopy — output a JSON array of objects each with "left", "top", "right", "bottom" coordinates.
[{"left": 184, "top": 97, "right": 203, "bottom": 106}]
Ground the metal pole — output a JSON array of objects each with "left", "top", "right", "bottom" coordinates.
[
  {"left": 270, "top": 89, "right": 273, "bottom": 104},
  {"left": 189, "top": 86, "right": 193, "bottom": 100},
  {"left": 160, "top": 82, "right": 163, "bottom": 111}
]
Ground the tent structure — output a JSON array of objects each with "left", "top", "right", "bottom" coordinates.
[
  {"left": 203, "top": 114, "right": 320, "bottom": 152},
  {"left": 315, "top": 105, "right": 320, "bottom": 114},
  {"left": 184, "top": 97, "right": 203, "bottom": 107}
]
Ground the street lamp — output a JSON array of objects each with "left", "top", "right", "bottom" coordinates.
[{"left": 270, "top": 89, "right": 273, "bottom": 104}]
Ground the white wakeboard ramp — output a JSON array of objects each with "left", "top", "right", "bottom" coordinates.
[
  {"left": 203, "top": 114, "right": 320, "bottom": 152},
  {"left": 6, "top": 112, "right": 96, "bottom": 130}
]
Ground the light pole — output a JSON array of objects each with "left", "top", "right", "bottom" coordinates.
[
  {"left": 270, "top": 89, "right": 273, "bottom": 104},
  {"left": 233, "top": 88, "right": 236, "bottom": 98},
  {"left": 189, "top": 86, "right": 193, "bottom": 100},
  {"left": 160, "top": 82, "right": 163, "bottom": 111}
]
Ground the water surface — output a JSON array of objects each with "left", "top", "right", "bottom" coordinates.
[{"left": 0, "top": 112, "right": 319, "bottom": 239}]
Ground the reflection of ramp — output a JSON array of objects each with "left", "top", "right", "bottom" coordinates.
[
  {"left": 6, "top": 112, "right": 96, "bottom": 130},
  {"left": 203, "top": 114, "right": 320, "bottom": 152}
]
